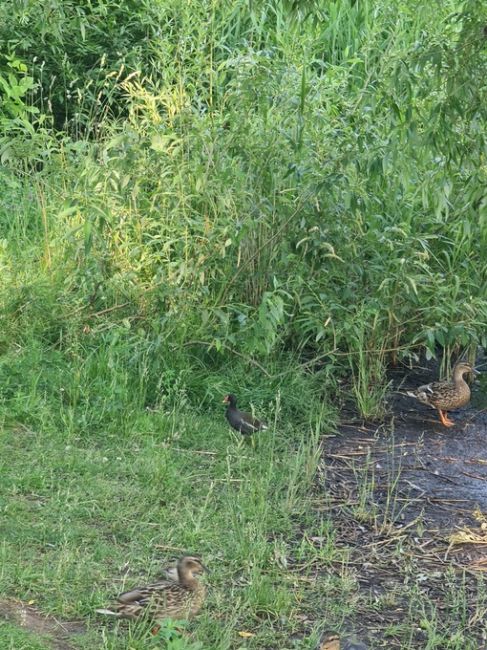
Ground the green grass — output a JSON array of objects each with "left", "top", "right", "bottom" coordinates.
[
  {"left": 2, "top": 344, "right": 486, "bottom": 649},
  {"left": 0, "top": 344, "right": 346, "bottom": 649},
  {"left": 0, "top": 623, "right": 52, "bottom": 650}
]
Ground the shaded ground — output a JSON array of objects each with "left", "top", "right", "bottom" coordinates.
[{"left": 319, "top": 361, "right": 487, "bottom": 649}]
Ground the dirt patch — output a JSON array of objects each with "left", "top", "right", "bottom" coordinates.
[
  {"left": 0, "top": 599, "right": 86, "bottom": 650},
  {"left": 319, "top": 361, "right": 487, "bottom": 648},
  {"left": 330, "top": 362, "right": 487, "bottom": 532}
]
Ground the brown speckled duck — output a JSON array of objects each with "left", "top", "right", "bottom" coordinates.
[
  {"left": 407, "top": 361, "right": 479, "bottom": 427},
  {"left": 223, "top": 394, "right": 268, "bottom": 435},
  {"left": 96, "top": 556, "right": 207, "bottom": 623}
]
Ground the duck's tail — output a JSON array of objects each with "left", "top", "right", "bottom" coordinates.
[{"left": 95, "top": 608, "right": 122, "bottom": 617}]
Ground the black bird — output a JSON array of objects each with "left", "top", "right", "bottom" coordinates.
[{"left": 223, "top": 394, "right": 268, "bottom": 435}]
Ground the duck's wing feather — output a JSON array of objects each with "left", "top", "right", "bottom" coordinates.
[
  {"left": 117, "top": 579, "right": 173, "bottom": 604},
  {"left": 98, "top": 578, "right": 203, "bottom": 621},
  {"left": 407, "top": 381, "right": 443, "bottom": 403}
]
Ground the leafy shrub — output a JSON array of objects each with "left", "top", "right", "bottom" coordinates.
[{"left": 1, "top": 0, "right": 487, "bottom": 419}]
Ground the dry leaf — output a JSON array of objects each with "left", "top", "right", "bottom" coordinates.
[
  {"left": 27, "top": 600, "right": 36, "bottom": 605},
  {"left": 474, "top": 507, "right": 487, "bottom": 524},
  {"left": 450, "top": 527, "right": 487, "bottom": 545},
  {"left": 238, "top": 631, "right": 255, "bottom": 638}
]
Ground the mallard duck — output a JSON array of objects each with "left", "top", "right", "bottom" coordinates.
[
  {"left": 96, "top": 556, "right": 207, "bottom": 623},
  {"left": 407, "top": 361, "right": 479, "bottom": 427},
  {"left": 223, "top": 394, "right": 268, "bottom": 435}
]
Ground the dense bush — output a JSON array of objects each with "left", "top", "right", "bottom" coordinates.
[{"left": 1, "top": 0, "right": 487, "bottom": 417}]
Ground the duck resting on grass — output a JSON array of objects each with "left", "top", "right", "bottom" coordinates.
[
  {"left": 407, "top": 361, "right": 479, "bottom": 427},
  {"left": 223, "top": 394, "right": 268, "bottom": 436},
  {"left": 96, "top": 556, "right": 207, "bottom": 627}
]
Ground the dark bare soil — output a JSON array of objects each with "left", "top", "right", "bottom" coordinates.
[{"left": 319, "top": 361, "right": 487, "bottom": 649}]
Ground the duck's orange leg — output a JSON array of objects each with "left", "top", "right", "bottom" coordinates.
[{"left": 438, "top": 409, "right": 455, "bottom": 427}]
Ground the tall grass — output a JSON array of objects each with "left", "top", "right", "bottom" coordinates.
[
  {"left": 3, "top": 4, "right": 486, "bottom": 411},
  {"left": 3, "top": 7, "right": 487, "bottom": 340}
]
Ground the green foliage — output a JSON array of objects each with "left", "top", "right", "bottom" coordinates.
[
  {"left": 1, "top": 4, "right": 487, "bottom": 405},
  {"left": 0, "top": 57, "right": 38, "bottom": 127},
  {"left": 0, "top": 0, "right": 166, "bottom": 131},
  {"left": 154, "top": 620, "right": 205, "bottom": 650},
  {"left": 0, "top": 56, "right": 53, "bottom": 167}
]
